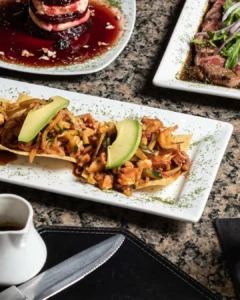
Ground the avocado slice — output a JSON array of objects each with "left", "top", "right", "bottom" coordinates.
[
  {"left": 18, "top": 96, "right": 70, "bottom": 143},
  {"left": 106, "top": 119, "right": 142, "bottom": 169}
]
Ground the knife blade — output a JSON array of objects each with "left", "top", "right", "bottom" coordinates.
[{"left": 0, "top": 234, "right": 125, "bottom": 300}]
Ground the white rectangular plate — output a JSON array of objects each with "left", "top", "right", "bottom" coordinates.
[
  {"left": 153, "top": 0, "right": 240, "bottom": 99},
  {"left": 0, "top": 78, "right": 233, "bottom": 222},
  {"left": 0, "top": 0, "right": 136, "bottom": 76}
]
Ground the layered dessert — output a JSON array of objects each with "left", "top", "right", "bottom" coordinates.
[
  {"left": 0, "top": 0, "right": 123, "bottom": 67},
  {"left": 26, "top": 0, "right": 91, "bottom": 42}
]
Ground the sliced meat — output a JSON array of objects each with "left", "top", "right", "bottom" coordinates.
[
  {"left": 195, "top": 54, "right": 225, "bottom": 67},
  {"left": 193, "top": 33, "right": 226, "bottom": 69},
  {"left": 195, "top": 44, "right": 216, "bottom": 56},
  {"left": 29, "top": 7, "right": 90, "bottom": 31},
  {"left": 201, "top": 0, "right": 224, "bottom": 32},
  {"left": 194, "top": 40, "right": 222, "bottom": 67},
  {"left": 194, "top": 35, "right": 217, "bottom": 58},
  {"left": 26, "top": 14, "right": 91, "bottom": 39},
  {"left": 205, "top": 0, "right": 223, "bottom": 19},
  {"left": 29, "top": 0, "right": 88, "bottom": 24},
  {"left": 200, "top": 63, "right": 240, "bottom": 88},
  {"left": 233, "top": 64, "right": 240, "bottom": 72},
  {"left": 32, "top": 0, "right": 88, "bottom": 16},
  {"left": 202, "top": 19, "right": 221, "bottom": 32}
]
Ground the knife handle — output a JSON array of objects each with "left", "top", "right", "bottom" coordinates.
[{"left": 0, "top": 286, "right": 28, "bottom": 300}]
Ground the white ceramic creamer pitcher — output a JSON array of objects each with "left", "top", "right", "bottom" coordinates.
[{"left": 0, "top": 194, "right": 47, "bottom": 286}]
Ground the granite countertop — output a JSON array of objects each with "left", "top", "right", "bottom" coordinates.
[{"left": 0, "top": 0, "right": 239, "bottom": 299}]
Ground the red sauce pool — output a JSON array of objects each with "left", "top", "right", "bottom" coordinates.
[{"left": 0, "top": 0, "right": 123, "bottom": 67}]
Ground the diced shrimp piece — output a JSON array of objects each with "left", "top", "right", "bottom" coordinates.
[
  {"left": 122, "top": 187, "right": 133, "bottom": 197},
  {"left": 137, "top": 159, "right": 152, "bottom": 169},
  {"left": 99, "top": 152, "right": 107, "bottom": 165},
  {"left": 88, "top": 173, "right": 97, "bottom": 185},
  {"left": 98, "top": 175, "right": 113, "bottom": 190},
  {"left": 173, "top": 151, "right": 191, "bottom": 171},
  {"left": 141, "top": 116, "right": 164, "bottom": 133},
  {"left": 172, "top": 151, "right": 189, "bottom": 167},
  {"left": 87, "top": 158, "right": 105, "bottom": 173},
  {"left": 118, "top": 167, "right": 142, "bottom": 186},
  {"left": 77, "top": 153, "right": 91, "bottom": 167},
  {"left": 124, "top": 161, "right": 134, "bottom": 168}
]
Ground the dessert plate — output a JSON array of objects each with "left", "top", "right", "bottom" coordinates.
[
  {"left": 0, "top": 0, "right": 135, "bottom": 75},
  {"left": 0, "top": 78, "right": 233, "bottom": 222},
  {"left": 153, "top": 0, "right": 240, "bottom": 100}
]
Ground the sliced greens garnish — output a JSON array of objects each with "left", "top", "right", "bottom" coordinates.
[
  {"left": 224, "top": 0, "right": 234, "bottom": 13},
  {"left": 192, "top": 30, "right": 228, "bottom": 48},
  {"left": 222, "top": 38, "right": 240, "bottom": 69},
  {"left": 207, "top": 30, "right": 229, "bottom": 46},
  {"left": 192, "top": 38, "right": 206, "bottom": 47},
  {"left": 224, "top": 6, "right": 240, "bottom": 27}
]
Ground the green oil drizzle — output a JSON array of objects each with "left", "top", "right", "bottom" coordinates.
[{"left": 106, "top": 0, "right": 122, "bottom": 8}]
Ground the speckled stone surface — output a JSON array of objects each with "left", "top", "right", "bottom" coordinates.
[{"left": 0, "top": 0, "right": 239, "bottom": 299}]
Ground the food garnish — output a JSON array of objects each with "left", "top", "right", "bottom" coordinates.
[
  {"left": 19, "top": 96, "right": 70, "bottom": 142},
  {"left": 0, "top": 94, "right": 192, "bottom": 196},
  {"left": 106, "top": 119, "right": 142, "bottom": 169}
]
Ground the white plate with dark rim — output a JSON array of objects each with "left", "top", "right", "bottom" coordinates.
[
  {"left": 0, "top": 78, "right": 233, "bottom": 222},
  {"left": 153, "top": 0, "right": 240, "bottom": 100},
  {"left": 0, "top": 0, "right": 136, "bottom": 76}
]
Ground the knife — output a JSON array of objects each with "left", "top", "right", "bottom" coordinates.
[{"left": 0, "top": 234, "right": 125, "bottom": 300}]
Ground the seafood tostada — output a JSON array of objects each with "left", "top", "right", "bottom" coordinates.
[{"left": 0, "top": 94, "right": 192, "bottom": 196}]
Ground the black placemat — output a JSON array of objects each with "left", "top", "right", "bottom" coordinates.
[
  {"left": 36, "top": 226, "right": 219, "bottom": 300},
  {"left": 214, "top": 218, "right": 240, "bottom": 299}
]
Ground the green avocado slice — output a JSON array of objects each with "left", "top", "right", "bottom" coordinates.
[
  {"left": 18, "top": 96, "right": 70, "bottom": 143},
  {"left": 106, "top": 119, "right": 142, "bottom": 169}
]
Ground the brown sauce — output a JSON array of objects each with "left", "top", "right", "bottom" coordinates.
[
  {"left": 0, "top": 222, "right": 24, "bottom": 231},
  {"left": 179, "top": 49, "right": 195, "bottom": 82},
  {"left": 0, "top": 0, "right": 123, "bottom": 67},
  {"left": 179, "top": 1, "right": 211, "bottom": 85},
  {"left": 179, "top": 48, "right": 208, "bottom": 84},
  {"left": 0, "top": 151, "right": 18, "bottom": 166}
]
